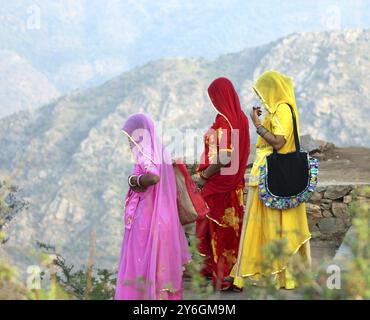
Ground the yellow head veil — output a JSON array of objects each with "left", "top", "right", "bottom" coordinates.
[
  {"left": 253, "top": 70, "right": 297, "bottom": 112},
  {"left": 253, "top": 70, "right": 300, "bottom": 132}
]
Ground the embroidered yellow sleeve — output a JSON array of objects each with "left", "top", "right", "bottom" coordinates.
[{"left": 217, "top": 128, "right": 233, "bottom": 152}]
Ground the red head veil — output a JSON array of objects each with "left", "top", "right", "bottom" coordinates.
[{"left": 201, "top": 77, "right": 250, "bottom": 197}]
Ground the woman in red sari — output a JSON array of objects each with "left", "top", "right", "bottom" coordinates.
[{"left": 195, "top": 77, "right": 250, "bottom": 290}]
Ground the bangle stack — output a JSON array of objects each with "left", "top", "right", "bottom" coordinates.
[
  {"left": 256, "top": 125, "right": 269, "bottom": 137},
  {"left": 128, "top": 175, "right": 144, "bottom": 188}
]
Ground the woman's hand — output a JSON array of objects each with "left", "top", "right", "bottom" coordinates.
[
  {"left": 192, "top": 174, "right": 206, "bottom": 189},
  {"left": 197, "top": 177, "right": 206, "bottom": 188},
  {"left": 250, "top": 106, "right": 262, "bottom": 128},
  {"left": 130, "top": 185, "right": 147, "bottom": 193}
]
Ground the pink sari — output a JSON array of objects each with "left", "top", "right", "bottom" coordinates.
[{"left": 115, "top": 113, "right": 191, "bottom": 300}]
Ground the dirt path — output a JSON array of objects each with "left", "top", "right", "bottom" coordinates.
[
  {"left": 316, "top": 147, "right": 370, "bottom": 185},
  {"left": 183, "top": 243, "right": 335, "bottom": 300}
]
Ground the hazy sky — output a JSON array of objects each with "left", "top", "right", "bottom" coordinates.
[{"left": 1, "top": 0, "right": 370, "bottom": 90}]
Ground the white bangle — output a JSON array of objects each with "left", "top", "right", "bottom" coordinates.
[
  {"left": 128, "top": 175, "right": 136, "bottom": 187},
  {"left": 137, "top": 175, "right": 143, "bottom": 188}
]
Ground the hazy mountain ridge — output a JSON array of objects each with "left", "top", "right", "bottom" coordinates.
[
  {"left": 1, "top": 29, "right": 370, "bottom": 268},
  {"left": 0, "top": 51, "right": 60, "bottom": 118},
  {"left": 250, "top": 30, "right": 370, "bottom": 146}
]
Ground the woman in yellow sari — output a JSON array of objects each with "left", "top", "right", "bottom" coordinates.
[{"left": 230, "top": 70, "right": 311, "bottom": 289}]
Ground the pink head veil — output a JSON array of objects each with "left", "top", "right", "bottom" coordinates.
[{"left": 122, "top": 113, "right": 170, "bottom": 166}]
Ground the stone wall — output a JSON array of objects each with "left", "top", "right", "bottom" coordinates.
[{"left": 306, "top": 184, "right": 370, "bottom": 248}]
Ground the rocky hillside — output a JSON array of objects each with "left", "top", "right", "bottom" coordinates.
[{"left": 0, "top": 29, "right": 370, "bottom": 269}]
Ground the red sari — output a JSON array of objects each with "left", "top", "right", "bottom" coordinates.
[{"left": 196, "top": 78, "right": 250, "bottom": 290}]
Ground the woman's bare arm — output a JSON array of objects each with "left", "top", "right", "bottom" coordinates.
[
  {"left": 129, "top": 174, "right": 160, "bottom": 192},
  {"left": 260, "top": 132, "right": 286, "bottom": 150},
  {"left": 197, "top": 150, "right": 232, "bottom": 186},
  {"left": 250, "top": 107, "right": 286, "bottom": 151}
]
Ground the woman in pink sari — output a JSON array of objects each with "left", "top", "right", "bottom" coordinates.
[{"left": 115, "top": 113, "right": 191, "bottom": 300}]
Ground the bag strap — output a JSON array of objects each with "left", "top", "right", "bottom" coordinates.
[{"left": 273, "top": 104, "right": 300, "bottom": 154}]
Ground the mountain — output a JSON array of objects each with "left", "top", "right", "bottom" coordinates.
[
  {"left": 1, "top": 29, "right": 370, "bottom": 269},
  {"left": 0, "top": 51, "right": 59, "bottom": 118}
]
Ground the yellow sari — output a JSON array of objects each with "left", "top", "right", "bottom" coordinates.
[{"left": 230, "top": 71, "right": 311, "bottom": 289}]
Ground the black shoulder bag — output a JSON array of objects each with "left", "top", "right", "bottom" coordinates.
[{"left": 258, "top": 105, "right": 319, "bottom": 209}]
